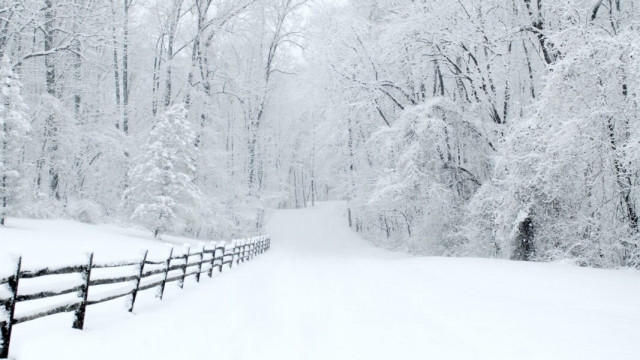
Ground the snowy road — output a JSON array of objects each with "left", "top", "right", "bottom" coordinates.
[{"left": 11, "top": 202, "right": 640, "bottom": 359}]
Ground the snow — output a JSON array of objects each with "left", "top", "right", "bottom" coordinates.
[
  {"left": 0, "top": 219, "right": 210, "bottom": 273},
  {"left": 2, "top": 202, "right": 640, "bottom": 359}
]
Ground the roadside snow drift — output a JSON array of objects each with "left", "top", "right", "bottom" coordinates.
[{"left": 1, "top": 202, "right": 639, "bottom": 360}]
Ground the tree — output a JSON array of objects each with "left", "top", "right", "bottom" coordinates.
[
  {"left": 122, "top": 104, "right": 201, "bottom": 237},
  {"left": 0, "top": 56, "right": 30, "bottom": 225}
]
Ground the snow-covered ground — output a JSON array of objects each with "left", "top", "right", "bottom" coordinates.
[
  {"left": 2, "top": 202, "right": 639, "bottom": 359},
  {"left": 0, "top": 219, "right": 214, "bottom": 273}
]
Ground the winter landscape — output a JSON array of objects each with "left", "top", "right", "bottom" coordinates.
[{"left": 1, "top": 0, "right": 639, "bottom": 359}]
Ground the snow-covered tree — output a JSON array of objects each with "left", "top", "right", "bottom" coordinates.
[
  {"left": 0, "top": 56, "right": 30, "bottom": 226},
  {"left": 484, "top": 25, "right": 640, "bottom": 267},
  {"left": 366, "top": 98, "right": 493, "bottom": 253},
  {"left": 122, "top": 104, "right": 201, "bottom": 238}
]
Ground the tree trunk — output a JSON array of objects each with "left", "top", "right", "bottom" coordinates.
[
  {"left": 164, "top": 0, "right": 183, "bottom": 108},
  {"left": 110, "top": 0, "right": 122, "bottom": 129},
  {"left": 512, "top": 217, "right": 534, "bottom": 261},
  {"left": 122, "top": 0, "right": 130, "bottom": 134},
  {"left": 1, "top": 118, "right": 6, "bottom": 225},
  {"left": 524, "top": 0, "right": 558, "bottom": 65},
  {"left": 44, "top": 0, "right": 60, "bottom": 201},
  {"left": 151, "top": 36, "right": 163, "bottom": 117}
]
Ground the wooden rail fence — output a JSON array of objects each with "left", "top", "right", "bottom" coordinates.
[{"left": 0, "top": 235, "right": 271, "bottom": 358}]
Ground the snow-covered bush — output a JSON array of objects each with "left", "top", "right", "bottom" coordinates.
[
  {"left": 363, "top": 98, "right": 493, "bottom": 253},
  {"left": 66, "top": 198, "right": 105, "bottom": 224}
]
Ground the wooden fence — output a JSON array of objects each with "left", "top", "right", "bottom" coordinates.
[{"left": 0, "top": 235, "right": 271, "bottom": 358}]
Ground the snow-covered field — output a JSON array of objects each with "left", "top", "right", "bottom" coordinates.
[
  {"left": 0, "top": 219, "right": 213, "bottom": 273},
  {"left": 1, "top": 202, "right": 639, "bottom": 359}
]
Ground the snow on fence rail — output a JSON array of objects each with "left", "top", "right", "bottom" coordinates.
[{"left": 0, "top": 235, "right": 271, "bottom": 358}]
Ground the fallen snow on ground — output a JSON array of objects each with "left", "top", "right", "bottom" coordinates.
[
  {"left": 0, "top": 218, "right": 215, "bottom": 273},
  {"left": 2, "top": 202, "right": 640, "bottom": 359}
]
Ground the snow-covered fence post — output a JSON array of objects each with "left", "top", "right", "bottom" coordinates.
[
  {"left": 0, "top": 257, "right": 21, "bottom": 358},
  {"left": 235, "top": 241, "right": 241, "bottom": 266},
  {"left": 179, "top": 247, "right": 190, "bottom": 289},
  {"left": 222, "top": 245, "right": 229, "bottom": 272},
  {"left": 128, "top": 250, "right": 148, "bottom": 312},
  {"left": 207, "top": 244, "right": 216, "bottom": 278},
  {"left": 73, "top": 253, "right": 93, "bottom": 330},
  {"left": 241, "top": 241, "right": 247, "bottom": 263},
  {"left": 195, "top": 246, "right": 204, "bottom": 283},
  {"left": 228, "top": 241, "right": 234, "bottom": 269},
  {"left": 157, "top": 248, "right": 173, "bottom": 300},
  {"left": 237, "top": 241, "right": 242, "bottom": 263}
]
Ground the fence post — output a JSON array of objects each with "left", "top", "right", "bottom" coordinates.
[
  {"left": 228, "top": 242, "right": 234, "bottom": 269},
  {"left": 0, "top": 257, "right": 21, "bottom": 359},
  {"left": 207, "top": 245, "right": 216, "bottom": 278},
  {"left": 179, "top": 247, "right": 190, "bottom": 289},
  {"left": 157, "top": 248, "right": 173, "bottom": 300},
  {"left": 128, "top": 250, "right": 148, "bottom": 312},
  {"left": 195, "top": 246, "right": 204, "bottom": 283},
  {"left": 233, "top": 242, "right": 241, "bottom": 265},
  {"left": 73, "top": 253, "right": 93, "bottom": 330},
  {"left": 242, "top": 241, "right": 246, "bottom": 263},
  {"left": 219, "top": 244, "right": 224, "bottom": 272}
]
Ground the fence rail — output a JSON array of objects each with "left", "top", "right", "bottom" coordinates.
[{"left": 0, "top": 235, "right": 271, "bottom": 358}]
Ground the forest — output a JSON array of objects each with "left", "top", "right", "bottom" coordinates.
[{"left": 0, "top": 0, "right": 638, "bottom": 268}]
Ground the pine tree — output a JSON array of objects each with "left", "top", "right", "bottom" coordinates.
[
  {"left": 0, "top": 56, "right": 30, "bottom": 226},
  {"left": 122, "top": 103, "right": 201, "bottom": 237}
]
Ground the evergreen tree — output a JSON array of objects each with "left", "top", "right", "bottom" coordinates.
[
  {"left": 0, "top": 56, "right": 30, "bottom": 226},
  {"left": 122, "top": 104, "right": 201, "bottom": 237}
]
